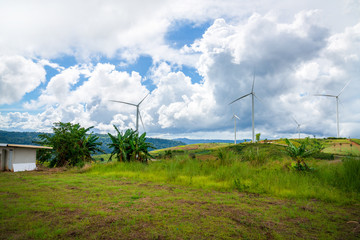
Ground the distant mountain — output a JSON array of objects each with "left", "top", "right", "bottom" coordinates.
[
  {"left": 0, "top": 130, "right": 185, "bottom": 154},
  {"left": 0, "top": 130, "right": 43, "bottom": 145},
  {"left": 173, "top": 138, "right": 248, "bottom": 145}
]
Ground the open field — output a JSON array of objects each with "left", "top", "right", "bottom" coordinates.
[
  {"left": 1, "top": 139, "right": 360, "bottom": 239},
  {"left": 322, "top": 139, "right": 360, "bottom": 155},
  {"left": 1, "top": 169, "right": 359, "bottom": 240}
]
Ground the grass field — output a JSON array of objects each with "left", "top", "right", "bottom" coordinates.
[
  {"left": 1, "top": 140, "right": 360, "bottom": 239},
  {"left": 322, "top": 139, "right": 360, "bottom": 155},
  {"left": 1, "top": 169, "right": 359, "bottom": 239}
]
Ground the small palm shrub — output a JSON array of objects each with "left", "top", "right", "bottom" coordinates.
[
  {"left": 107, "top": 126, "right": 154, "bottom": 163},
  {"left": 285, "top": 138, "right": 316, "bottom": 171}
]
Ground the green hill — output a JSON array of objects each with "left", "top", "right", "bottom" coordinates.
[{"left": 0, "top": 130, "right": 185, "bottom": 153}]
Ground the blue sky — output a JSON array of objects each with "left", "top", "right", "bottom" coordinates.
[{"left": 0, "top": 0, "right": 360, "bottom": 139}]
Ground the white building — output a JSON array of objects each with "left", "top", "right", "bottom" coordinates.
[{"left": 0, "top": 144, "right": 52, "bottom": 172}]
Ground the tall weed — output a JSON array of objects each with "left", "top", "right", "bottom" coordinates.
[
  {"left": 216, "top": 149, "right": 237, "bottom": 166},
  {"left": 241, "top": 147, "right": 267, "bottom": 166},
  {"left": 314, "top": 157, "right": 360, "bottom": 193},
  {"left": 341, "top": 157, "right": 360, "bottom": 192},
  {"left": 85, "top": 153, "right": 359, "bottom": 203}
]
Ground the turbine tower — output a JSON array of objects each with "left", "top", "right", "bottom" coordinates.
[
  {"left": 110, "top": 94, "right": 149, "bottom": 132},
  {"left": 313, "top": 81, "right": 350, "bottom": 138},
  {"left": 232, "top": 114, "right": 240, "bottom": 144},
  {"left": 229, "top": 72, "right": 259, "bottom": 143},
  {"left": 292, "top": 117, "right": 301, "bottom": 139}
]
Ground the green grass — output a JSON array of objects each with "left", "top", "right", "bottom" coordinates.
[
  {"left": 1, "top": 140, "right": 360, "bottom": 239},
  {"left": 1, "top": 169, "right": 359, "bottom": 239},
  {"left": 85, "top": 156, "right": 360, "bottom": 203}
]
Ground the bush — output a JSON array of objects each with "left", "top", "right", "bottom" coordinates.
[
  {"left": 108, "top": 126, "right": 154, "bottom": 163},
  {"left": 36, "top": 122, "right": 103, "bottom": 167},
  {"left": 306, "top": 152, "right": 334, "bottom": 160}
]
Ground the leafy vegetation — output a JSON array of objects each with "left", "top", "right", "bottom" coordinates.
[
  {"left": 0, "top": 130, "right": 185, "bottom": 153},
  {"left": 107, "top": 126, "right": 154, "bottom": 163},
  {"left": 1, "top": 139, "right": 360, "bottom": 239},
  {"left": 2, "top": 170, "right": 359, "bottom": 239},
  {"left": 36, "top": 122, "right": 104, "bottom": 167},
  {"left": 88, "top": 142, "right": 360, "bottom": 203},
  {"left": 256, "top": 132, "right": 261, "bottom": 142},
  {"left": 284, "top": 138, "right": 325, "bottom": 170}
]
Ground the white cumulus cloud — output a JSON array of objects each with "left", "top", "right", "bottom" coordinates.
[{"left": 0, "top": 56, "right": 45, "bottom": 105}]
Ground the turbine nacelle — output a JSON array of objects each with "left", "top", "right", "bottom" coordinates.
[{"left": 110, "top": 93, "right": 149, "bottom": 132}]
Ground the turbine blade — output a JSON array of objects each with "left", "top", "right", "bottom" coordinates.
[
  {"left": 338, "top": 98, "right": 345, "bottom": 109},
  {"left": 138, "top": 93, "right": 149, "bottom": 105},
  {"left": 229, "top": 93, "right": 251, "bottom": 105},
  {"left": 139, "top": 111, "right": 145, "bottom": 132},
  {"left": 110, "top": 100, "right": 137, "bottom": 106},
  {"left": 232, "top": 114, "right": 240, "bottom": 120},
  {"left": 338, "top": 80, "right": 351, "bottom": 96},
  {"left": 253, "top": 93, "right": 264, "bottom": 104},
  {"left": 313, "top": 94, "right": 336, "bottom": 98},
  {"left": 292, "top": 117, "right": 299, "bottom": 126}
]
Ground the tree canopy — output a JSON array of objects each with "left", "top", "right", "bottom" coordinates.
[{"left": 36, "top": 122, "right": 103, "bottom": 167}]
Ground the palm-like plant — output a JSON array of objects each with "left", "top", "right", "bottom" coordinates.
[
  {"left": 108, "top": 126, "right": 132, "bottom": 162},
  {"left": 285, "top": 138, "right": 313, "bottom": 171},
  {"left": 108, "top": 126, "right": 154, "bottom": 163},
  {"left": 132, "top": 132, "right": 154, "bottom": 162},
  {"left": 83, "top": 134, "right": 104, "bottom": 161}
]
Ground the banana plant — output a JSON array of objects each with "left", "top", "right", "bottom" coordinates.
[
  {"left": 108, "top": 126, "right": 154, "bottom": 162},
  {"left": 285, "top": 138, "right": 313, "bottom": 171}
]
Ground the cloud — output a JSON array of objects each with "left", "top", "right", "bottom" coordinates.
[
  {"left": 0, "top": 56, "right": 46, "bottom": 105},
  {"left": 0, "top": 106, "right": 61, "bottom": 132},
  {"left": 23, "top": 62, "right": 150, "bottom": 132},
  {"left": 1, "top": 2, "right": 359, "bottom": 139},
  {"left": 2, "top": 1, "right": 356, "bottom": 66}
]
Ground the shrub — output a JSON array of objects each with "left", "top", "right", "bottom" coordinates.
[
  {"left": 36, "top": 122, "right": 103, "bottom": 167},
  {"left": 307, "top": 152, "right": 334, "bottom": 160},
  {"left": 108, "top": 126, "right": 154, "bottom": 163}
]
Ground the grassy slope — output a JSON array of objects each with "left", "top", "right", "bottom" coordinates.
[
  {"left": 1, "top": 170, "right": 359, "bottom": 240},
  {"left": 1, "top": 139, "right": 360, "bottom": 239}
]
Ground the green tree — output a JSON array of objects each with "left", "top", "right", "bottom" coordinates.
[
  {"left": 107, "top": 126, "right": 154, "bottom": 163},
  {"left": 256, "top": 133, "right": 261, "bottom": 142},
  {"left": 36, "top": 122, "right": 103, "bottom": 167}
]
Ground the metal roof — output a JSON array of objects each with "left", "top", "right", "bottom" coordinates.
[{"left": 0, "top": 143, "right": 52, "bottom": 150}]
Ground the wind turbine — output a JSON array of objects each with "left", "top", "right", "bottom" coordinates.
[
  {"left": 229, "top": 72, "right": 259, "bottom": 143},
  {"left": 232, "top": 114, "right": 240, "bottom": 144},
  {"left": 313, "top": 80, "right": 350, "bottom": 138},
  {"left": 292, "top": 117, "right": 301, "bottom": 139},
  {"left": 110, "top": 94, "right": 149, "bottom": 132}
]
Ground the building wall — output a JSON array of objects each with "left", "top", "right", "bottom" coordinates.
[
  {"left": 12, "top": 148, "right": 36, "bottom": 172},
  {"left": 0, "top": 147, "right": 37, "bottom": 172},
  {"left": 0, "top": 148, "right": 9, "bottom": 171},
  {"left": 13, "top": 148, "right": 36, "bottom": 164},
  {"left": 0, "top": 149, "right": 5, "bottom": 171}
]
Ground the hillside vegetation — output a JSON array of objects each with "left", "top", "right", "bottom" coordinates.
[
  {"left": 0, "top": 130, "right": 185, "bottom": 153},
  {"left": 1, "top": 138, "right": 359, "bottom": 239}
]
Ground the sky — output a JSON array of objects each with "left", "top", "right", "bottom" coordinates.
[{"left": 0, "top": 0, "right": 359, "bottom": 140}]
